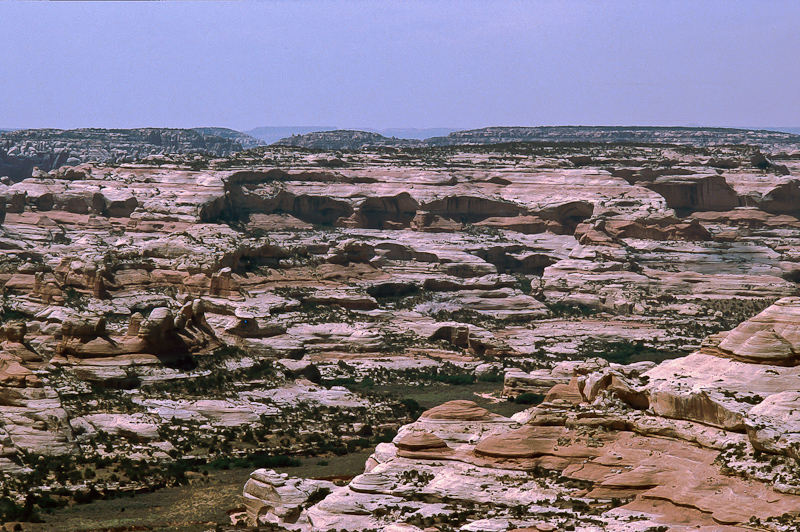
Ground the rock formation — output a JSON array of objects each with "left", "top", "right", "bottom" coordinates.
[
  {"left": 244, "top": 299, "right": 800, "bottom": 531},
  {"left": 0, "top": 127, "right": 252, "bottom": 180},
  {"left": 0, "top": 129, "right": 798, "bottom": 528}
]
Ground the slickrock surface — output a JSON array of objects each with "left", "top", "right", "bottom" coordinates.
[
  {"left": 247, "top": 299, "right": 800, "bottom": 531},
  {"left": 0, "top": 131, "right": 799, "bottom": 528}
]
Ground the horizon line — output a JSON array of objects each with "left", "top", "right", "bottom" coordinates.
[{"left": 3, "top": 124, "right": 800, "bottom": 133}]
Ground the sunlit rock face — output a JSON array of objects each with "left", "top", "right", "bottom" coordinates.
[
  {"left": 623, "top": 298, "right": 800, "bottom": 432},
  {"left": 245, "top": 299, "right": 800, "bottom": 531},
  {"left": 0, "top": 129, "right": 799, "bottom": 528}
]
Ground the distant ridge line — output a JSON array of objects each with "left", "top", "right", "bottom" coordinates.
[{"left": 271, "top": 125, "right": 800, "bottom": 151}]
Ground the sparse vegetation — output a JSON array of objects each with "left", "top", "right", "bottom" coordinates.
[
  {"left": 511, "top": 392, "right": 545, "bottom": 405},
  {"left": 581, "top": 340, "right": 681, "bottom": 365}
]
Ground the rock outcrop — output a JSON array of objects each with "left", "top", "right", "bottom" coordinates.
[
  {"left": 589, "top": 298, "right": 800, "bottom": 434},
  {"left": 243, "top": 468, "right": 335, "bottom": 526},
  {"left": 643, "top": 174, "right": 740, "bottom": 213},
  {"left": 244, "top": 299, "right": 800, "bottom": 531}
]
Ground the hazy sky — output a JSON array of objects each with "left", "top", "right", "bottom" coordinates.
[{"left": 2, "top": 0, "right": 799, "bottom": 130}]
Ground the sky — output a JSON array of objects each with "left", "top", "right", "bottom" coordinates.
[{"left": 1, "top": 0, "right": 799, "bottom": 131}]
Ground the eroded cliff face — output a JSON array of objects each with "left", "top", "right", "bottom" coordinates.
[
  {"left": 245, "top": 299, "right": 800, "bottom": 532},
  {"left": 0, "top": 138, "right": 798, "bottom": 527}
]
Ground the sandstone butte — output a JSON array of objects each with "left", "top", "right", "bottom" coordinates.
[{"left": 0, "top": 129, "right": 798, "bottom": 530}]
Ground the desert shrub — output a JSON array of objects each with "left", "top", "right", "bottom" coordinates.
[
  {"left": 400, "top": 398, "right": 423, "bottom": 417},
  {"left": 72, "top": 487, "right": 101, "bottom": 504},
  {"left": 438, "top": 373, "right": 475, "bottom": 385},
  {"left": 207, "top": 453, "right": 301, "bottom": 470},
  {"left": 513, "top": 393, "right": 545, "bottom": 405},
  {"left": 583, "top": 340, "right": 679, "bottom": 365},
  {"left": 35, "top": 495, "right": 62, "bottom": 510},
  {"left": 0, "top": 497, "right": 24, "bottom": 521},
  {"left": 319, "top": 442, "right": 348, "bottom": 456}
]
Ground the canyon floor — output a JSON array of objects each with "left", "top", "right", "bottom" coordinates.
[{"left": 1, "top": 129, "right": 800, "bottom": 530}]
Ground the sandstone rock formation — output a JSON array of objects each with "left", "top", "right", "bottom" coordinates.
[
  {"left": 0, "top": 130, "right": 799, "bottom": 528},
  {"left": 243, "top": 468, "right": 336, "bottom": 525},
  {"left": 243, "top": 299, "right": 800, "bottom": 531},
  {"left": 643, "top": 174, "right": 740, "bottom": 213}
]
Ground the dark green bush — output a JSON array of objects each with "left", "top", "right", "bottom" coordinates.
[
  {"left": 206, "top": 453, "right": 301, "bottom": 470},
  {"left": 400, "top": 398, "right": 423, "bottom": 416},
  {"left": 438, "top": 374, "right": 475, "bottom": 385},
  {"left": 513, "top": 392, "right": 545, "bottom": 405},
  {"left": 0, "top": 497, "right": 24, "bottom": 521}
]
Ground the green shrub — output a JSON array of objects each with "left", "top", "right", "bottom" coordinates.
[
  {"left": 250, "top": 454, "right": 301, "bottom": 469},
  {"left": 0, "top": 497, "right": 24, "bottom": 521},
  {"left": 444, "top": 374, "right": 475, "bottom": 385},
  {"left": 513, "top": 393, "right": 545, "bottom": 405},
  {"left": 582, "top": 340, "right": 679, "bottom": 365},
  {"left": 400, "top": 398, "right": 423, "bottom": 416},
  {"left": 72, "top": 487, "right": 101, "bottom": 505},
  {"left": 206, "top": 453, "right": 301, "bottom": 471},
  {"left": 36, "top": 496, "right": 62, "bottom": 510}
]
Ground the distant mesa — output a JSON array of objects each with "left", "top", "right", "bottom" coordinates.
[
  {"left": 760, "top": 126, "right": 800, "bottom": 135},
  {"left": 274, "top": 125, "right": 800, "bottom": 151},
  {"left": 245, "top": 126, "right": 339, "bottom": 144},
  {"left": 3, "top": 125, "right": 800, "bottom": 180},
  {"left": 374, "top": 127, "right": 459, "bottom": 139},
  {"left": 246, "top": 126, "right": 459, "bottom": 144},
  {"left": 0, "top": 127, "right": 257, "bottom": 180},
  {"left": 272, "top": 129, "right": 423, "bottom": 150},
  {"left": 192, "top": 127, "right": 265, "bottom": 150}
]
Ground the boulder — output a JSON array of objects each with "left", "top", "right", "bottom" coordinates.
[
  {"left": 757, "top": 179, "right": 800, "bottom": 216},
  {"left": 243, "top": 468, "right": 335, "bottom": 526},
  {"left": 745, "top": 391, "right": 800, "bottom": 458},
  {"left": 716, "top": 296, "right": 800, "bottom": 365},
  {"left": 420, "top": 400, "right": 502, "bottom": 421},
  {"left": 62, "top": 316, "right": 106, "bottom": 338},
  {"left": 395, "top": 431, "right": 450, "bottom": 452},
  {"left": 138, "top": 307, "right": 174, "bottom": 341},
  {"left": 326, "top": 239, "right": 375, "bottom": 264},
  {"left": 475, "top": 425, "right": 568, "bottom": 458},
  {"left": 101, "top": 190, "right": 138, "bottom": 217},
  {"left": 2, "top": 322, "right": 26, "bottom": 342}
]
